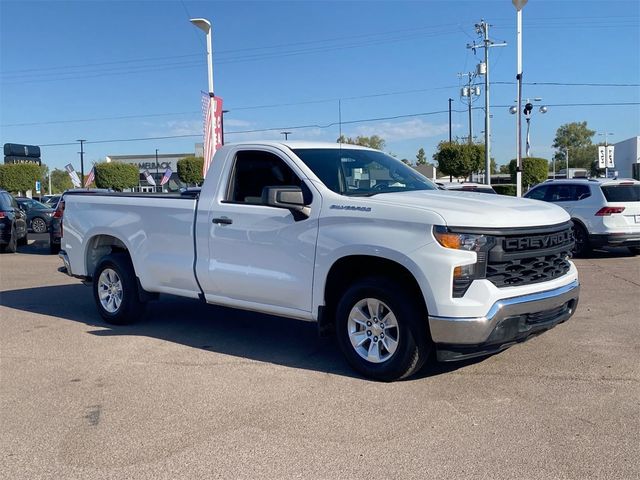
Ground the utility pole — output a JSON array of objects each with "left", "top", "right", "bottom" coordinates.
[
  {"left": 467, "top": 20, "right": 507, "bottom": 185},
  {"left": 77, "top": 139, "right": 86, "bottom": 187},
  {"left": 458, "top": 72, "right": 479, "bottom": 145},
  {"left": 281, "top": 131, "right": 292, "bottom": 140},
  {"left": 448, "top": 98, "right": 453, "bottom": 142}
]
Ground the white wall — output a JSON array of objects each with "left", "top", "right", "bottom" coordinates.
[{"left": 613, "top": 136, "right": 640, "bottom": 179}]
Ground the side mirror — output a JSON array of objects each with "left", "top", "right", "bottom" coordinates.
[{"left": 262, "top": 186, "right": 310, "bottom": 219}]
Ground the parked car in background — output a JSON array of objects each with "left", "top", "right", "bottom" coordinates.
[
  {"left": 15, "top": 197, "right": 54, "bottom": 233},
  {"left": 436, "top": 182, "right": 497, "bottom": 194},
  {"left": 0, "top": 190, "right": 28, "bottom": 253},
  {"left": 524, "top": 178, "right": 640, "bottom": 256},
  {"left": 41, "top": 195, "right": 62, "bottom": 207}
]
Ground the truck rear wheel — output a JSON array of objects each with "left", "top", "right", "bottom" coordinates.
[
  {"left": 93, "top": 253, "right": 145, "bottom": 325},
  {"left": 335, "top": 277, "right": 431, "bottom": 381}
]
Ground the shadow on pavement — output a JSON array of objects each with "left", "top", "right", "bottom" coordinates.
[
  {"left": 16, "top": 233, "right": 52, "bottom": 256},
  {"left": 0, "top": 283, "right": 480, "bottom": 381}
]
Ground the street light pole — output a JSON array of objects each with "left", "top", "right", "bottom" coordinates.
[
  {"left": 190, "top": 18, "right": 214, "bottom": 95},
  {"left": 77, "top": 139, "right": 86, "bottom": 187},
  {"left": 513, "top": 0, "right": 527, "bottom": 196},
  {"left": 155, "top": 149, "right": 159, "bottom": 192},
  {"left": 448, "top": 98, "right": 453, "bottom": 142},
  {"left": 281, "top": 131, "right": 292, "bottom": 140}
]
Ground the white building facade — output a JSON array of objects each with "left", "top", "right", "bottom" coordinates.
[{"left": 612, "top": 136, "right": 640, "bottom": 180}]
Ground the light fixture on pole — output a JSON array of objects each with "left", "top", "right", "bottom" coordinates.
[
  {"left": 513, "top": 0, "right": 528, "bottom": 197},
  {"left": 189, "top": 18, "right": 214, "bottom": 95},
  {"left": 509, "top": 98, "right": 547, "bottom": 160}
]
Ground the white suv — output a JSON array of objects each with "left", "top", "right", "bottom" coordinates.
[{"left": 525, "top": 178, "right": 640, "bottom": 256}]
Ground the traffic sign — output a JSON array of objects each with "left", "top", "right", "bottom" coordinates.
[{"left": 35, "top": 181, "right": 41, "bottom": 194}]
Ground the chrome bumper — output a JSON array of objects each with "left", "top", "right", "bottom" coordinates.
[{"left": 429, "top": 280, "right": 580, "bottom": 360}]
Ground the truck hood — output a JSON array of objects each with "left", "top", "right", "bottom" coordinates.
[{"left": 366, "top": 190, "right": 570, "bottom": 228}]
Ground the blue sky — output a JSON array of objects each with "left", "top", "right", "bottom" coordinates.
[{"left": 1, "top": 0, "right": 639, "bottom": 172}]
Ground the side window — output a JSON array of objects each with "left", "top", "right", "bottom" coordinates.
[
  {"left": 526, "top": 185, "right": 548, "bottom": 200},
  {"left": 575, "top": 185, "right": 591, "bottom": 201},
  {"left": 10, "top": 196, "right": 19, "bottom": 209},
  {"left": 227, "top": 150, "right": 305, "bottom": 205},
  {"left": 549, "top": 185, "right": 573, "bottom": 202},
  {"left": 0, "top": 193, "right": 10, "bottom": 210}
]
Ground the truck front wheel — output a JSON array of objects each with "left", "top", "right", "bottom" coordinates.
[
  {"left": 93, "top": 253, "right": 145, "bottom": 325},
  {"left": 335, "top": 277, "right": 431, "bottom": 381}
]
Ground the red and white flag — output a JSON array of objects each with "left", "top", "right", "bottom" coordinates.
[
  {"left": 201, "top": 93, "right": 223, "bottom": 179},
  {"left": 160, "top": 167, "right": 172, "bottom": 186},
  {"left": 84, "top": 166, "right": 95, "bottom": 188}
]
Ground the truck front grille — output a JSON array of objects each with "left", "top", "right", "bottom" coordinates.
[
  {"left": 486, "top": 250, "right": 571, "bottom": 287},
  {"left": 484, "top": 222, "right": 574, "bottom": 289}
]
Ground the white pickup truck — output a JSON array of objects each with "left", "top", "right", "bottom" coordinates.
[{"left": 59, "top": 141, "right": 580, "bottom": 380}]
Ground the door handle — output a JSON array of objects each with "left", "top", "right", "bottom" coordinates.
[{"left": 212, "top": 217, "right": 233, "bottom": 225}]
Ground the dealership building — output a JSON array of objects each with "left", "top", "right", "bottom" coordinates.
[{"left": 105, "top": 144, "right": 203, "bottom": 192}]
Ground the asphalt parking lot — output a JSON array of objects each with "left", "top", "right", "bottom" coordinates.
[{"left": 1, "top": 234, "right": 639, "bottom": 480}]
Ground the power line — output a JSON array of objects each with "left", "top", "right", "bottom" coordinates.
[
  {"left": 35, "top": 101, "right": 639, "bottom": 148},
  {"left": 0, "top": 54, "right": 202, "bottom": 76},
  {"left": 3, "top": 82, "right": 638, "bottom": 127}
]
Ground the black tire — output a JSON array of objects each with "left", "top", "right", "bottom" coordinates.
[
  {"left": 92, "top": 253, "right": 145, "bottom": 325},
  {"left": 335, "top": 277, "right": 431, "bottom": 381},
  {"left": 49, "top": 239, "right": 60, "bottom": 254},
  {"left": 1, "top": 226, "right": 17, "bottom": 253},
  {"left": 31, "top": 217, "right": 47, "bottom": 233},
  {"left": 17, "top": 233, "right": 27, "bottom": 246},
  {"left": 572, "top": 222, "right": 591, "bottom": 258}
]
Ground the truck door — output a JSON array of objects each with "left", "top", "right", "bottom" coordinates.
[{"left": 198, "top": 147, "right": 320, "bottom": 316}]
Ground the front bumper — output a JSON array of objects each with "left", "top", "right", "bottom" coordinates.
[
  {"left": 589, "top": 232, "right": 640, "bottom": 249},
  {"left": 429, "top": 279, "right": 580, "bottom": 361}
]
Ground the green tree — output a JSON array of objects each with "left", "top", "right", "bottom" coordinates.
[
  {"left": 499, "top": 163, "right": 511, "bottom": 174},
  {"left": 337, "top": 135, "right": 386, "bottom": 150},
  {"left": 95, "top": 162, "right": 139, "bottom": 191},
  {"left": 0, "top": 163, "right": 42, "bottom": 193},
  {"left": 508, "top": 157, "right": 549, "bottom": 188},
  {"left": 50, "top": 168, "right": 73, "bottom": 193},
  {"left": 433, "top": 142, "right": 484, "bottom": 180},
  {"left": 552, "top": 121, "right": 597, "bottom": 170},
  {"left": 177, "top": 156, "right": 204, "bottom": 186},
  {"left": 416, "top": 147, "right": 427, "bottom": 165}
]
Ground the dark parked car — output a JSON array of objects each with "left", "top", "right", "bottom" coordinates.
[
  {"left": 15, "top": 197, "right": 54, "bottom": 233},
  {"left": 0, "top": 190, "right": 28, "bottom": 253}
]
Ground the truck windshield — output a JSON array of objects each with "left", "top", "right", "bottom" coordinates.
[{"left": 292, "top": 148, "right": 437, "bottom": 196}]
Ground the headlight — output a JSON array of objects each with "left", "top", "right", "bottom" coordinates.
[
  {"left": 433, "top": 226, "right": 487, "bottom": 251},
  {"left": 433, "top": 226, "right": 493, "bottom": 298}
]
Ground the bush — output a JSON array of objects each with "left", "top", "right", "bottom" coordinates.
[
  {"left": 177, "top": 156, "right": 204, "bottom": 186},
  {"left": 493, "top": 184, "right": 517, "bottom": 196},
  {"left": 95, "top": 162, "right": 139, "bottom": 191},
  {"left": 508, "top": 157, "right": 549, "bottom": 188},
  {"left": 0, "top": 163, "right": 42, "bottom": 193}
]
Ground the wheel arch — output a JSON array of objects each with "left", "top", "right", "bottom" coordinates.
[
  {"left": 85, "top": 234, "right": 130, "bottom": 281},
  {"left": 320, "top": 255, "right": 429, "bottom": 336}
]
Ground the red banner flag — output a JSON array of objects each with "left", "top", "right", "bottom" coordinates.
[{"left": 202, "top": 93, "right": 223, "bottom": 179}]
